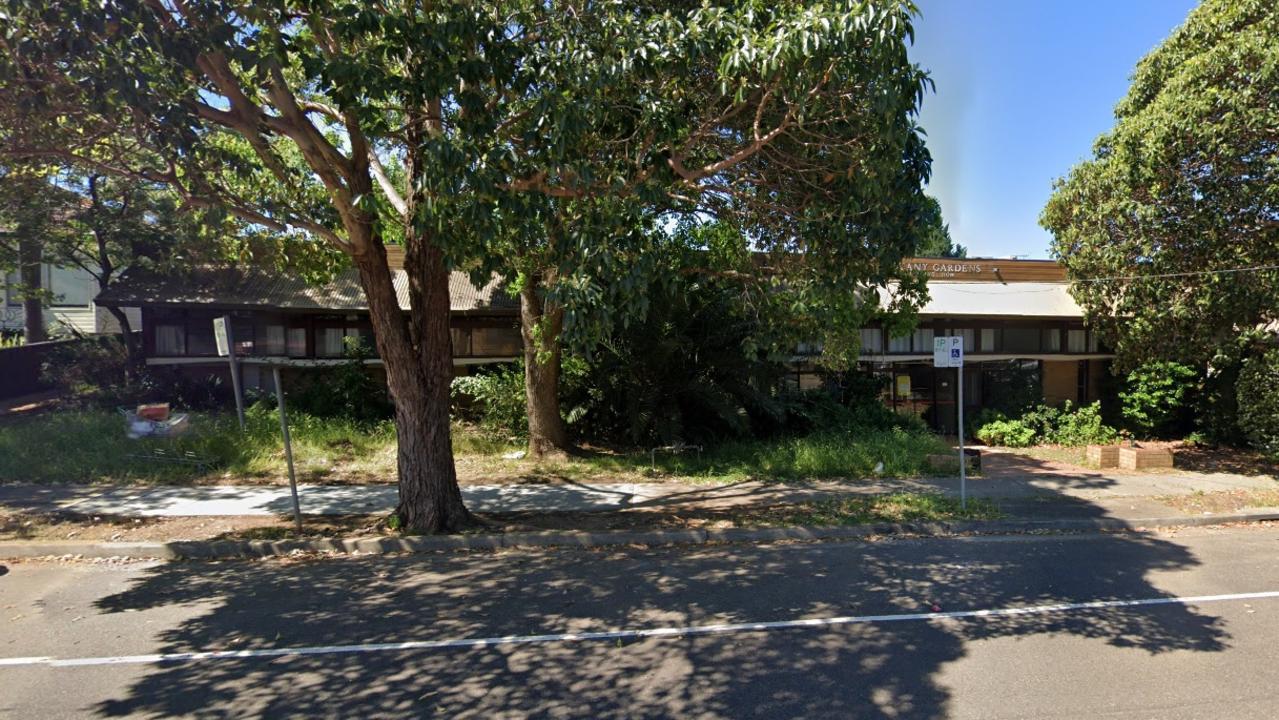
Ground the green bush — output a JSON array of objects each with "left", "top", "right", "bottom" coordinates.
[
  {"left": 976, "top": 401, "right": 1118, "bottom": 447},
  {"left": 975, "top": 419, "right": 1037, "bottom": 447},
  {"left": 1237, "top": 348, "right": 1279, "bottom": 458},
  {"left": 285, "top": 337, "right": 392, "bottom": 423},
  {"left": 1049, "top": 401, "right": 1119, "bottom": 446},
  {"left": 1120, "top": 361, "right": 1198, "bottom": 439},
  {"left": 451, "top": 362, "right": 527, "bottom": 439}
]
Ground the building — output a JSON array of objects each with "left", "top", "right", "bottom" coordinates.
[
  {"left": 94, "top": 246, "right": 520, "bottom": 390},
  {"left": 3, "top": 264, "right": 140, "bottom": 336},
  {"left": 851, "top": 258, "right": 1110, "bottom": 433},
  {"left": 96, "top": 253, "right": 1111, "bottom": 432}
]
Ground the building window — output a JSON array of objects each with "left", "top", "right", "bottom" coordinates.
[
  {"left": 888, "top": 332, "right": 911, "bottom": 354},
  {"left": 912, "top": 328, "right": 934, "bottom": 353},
  {"left": 287, "top": 328, "right": 308, "bottom": 357},
  {"left": 980, "top": 328, "right": 997, "bottom": 353},
  {"left": 471, "top": 326, "right": 522, "bottom": 356},
  {"left": 47, "top": 266, "right": 94, "bottom": 307},
  {"left": 155, "top": 325, "right": 186, "bottom": 355},
  {"left": 1087, "top": 331, "right": 1099, "bottom": 353},
  {"left": 860, "top": 328, "right": 883, "bottom": 354},
  {"left": 956, "top": 329, "right": 975, "bottom": 353},
  {"left": 451, "top": 328, "right": 472, "bottom": 356},
  {"left": 1042, "top": 328, "right": 1061, "bottom": 353},
  {"left": 187, "top": 320, "right": 217, "bottom": 356},
  {"left": 260, "top": 325, "right": 286, "bottom": 355},
  {"left": 1067, "top": 329, "right": 1087, "bottom": 353},
  {"left": 319, "top": 327, "right": 362, "bottom": 357},
  {"left": 1004, "top": 327, "right": 1040, "bottom": 354}
]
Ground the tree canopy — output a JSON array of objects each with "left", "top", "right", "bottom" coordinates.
[
  {"left": 1, "top": 0, "right": 937, "bottom": 531},
  {"left": 910, "top": 195, "right": 965, "bottom": 258},
  {"left": 1041, "top": 0, "right": 1279, "bottom": 368}
]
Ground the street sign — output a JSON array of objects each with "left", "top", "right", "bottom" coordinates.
[
  {"left": 213, "top": 317, "right": 230, "bottom": 357},
  {"left": 933, "top": 336, "right": 964, "bottom": 368}
]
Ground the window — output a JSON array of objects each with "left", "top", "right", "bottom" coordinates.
[
  {"left": 1087, "top": 331, "right": 1099, "bottom": 353},
  {"left": 471, "top": 326, "right": 522, "bottom": 356},
  {"left": 1067, "top": 329, "right": 1087, "bottom": 353},
  {"left": 888, "top": 332, "right": 911, "bottom": 353},
  {"left": 260, "top": 325, "right": 286, "bottom": 355},
  {"left": 1042, "top": 328, "right": 1061, "bottom": 353},
  {"left": 912, "top": 328, "right": 934, "bottom": 353},
  {"left": 859, "top": 328, "right": 883, "bottom": 354},
  {"left": 155, "top": 325, "right": 186, "bottom": 355},
  {"left": 187, "top": 320, "right": 217, "bottom": 356},
  {"left": 956, "top": 329, "right": 975, "bottom": 353},
  {"left": 980, "top": 328, "right": 997, "bottom": 353},
  {"left": 286, "top": 328, "right": 308, "bottom": 357},
  {"left": 1004, "top": 328, "right": 1041, "bottom": 354},
  {"left": 47, "top": 266, "right": 94, "bottom": 307},
  {"left": 319, "top": 327, "right": 362, "bottom": 357},
  {"left": 451, "top": 328, "right": 472, "bottom": 356}
]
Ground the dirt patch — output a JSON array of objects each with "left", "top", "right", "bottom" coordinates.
[{"left": 1161, "top": 489, "right": 1279, "bottom": 515}]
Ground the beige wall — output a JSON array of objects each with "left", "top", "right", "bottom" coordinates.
[{"left": 1042, "top": 360, "right": 1080, "bottom": 406}]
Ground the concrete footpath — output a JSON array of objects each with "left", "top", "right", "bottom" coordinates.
[
  {"left": 1, "top": 467, "right": 1274, "bottom": 518},
  {"left": 2, "top": 470, "right": 1279, "bottom": 559}
]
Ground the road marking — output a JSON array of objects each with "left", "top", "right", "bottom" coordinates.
[{"left": 3, "top": 589, "right": 1277, "bottom": 669}]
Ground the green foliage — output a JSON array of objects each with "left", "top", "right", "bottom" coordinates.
[
  {"left": 976, "top": 401, "right": 1119, "bottom": 447},
  {"left": 1042, "top": 0, "right": 1279, "bottom": 368},
  {"left": 40, "top": 336, "right": 135, "bottom": 400},
  {"left": 975, "top": 419, "right": 1038, "bottom": 448},
  {"left": 451, "top": 363, "right": 527, "bottom": 440},
  {"left": 1120, "top": 362, "right": 1199, "bottom": 439},
  {"left": 284, "top": 338, "right": 392, "bottom": 424},
  {"left": 0, "top": 406, "right": 396, "bottom": 485},
  {"left": 911, "top": 195, "right": 967, "bottom": 258},
  {"left": 1237, "top": 348, "right": 1279, "bottom": 458}
]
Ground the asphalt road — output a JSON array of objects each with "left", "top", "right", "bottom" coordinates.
[{"left": 3, "top": 525, "right": 1279, "bottom": 719}]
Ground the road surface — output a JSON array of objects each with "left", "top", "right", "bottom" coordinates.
[{"left": 3, "top": 525, "right": 1279, "bottom": 718}]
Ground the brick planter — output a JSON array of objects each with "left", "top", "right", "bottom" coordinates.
[
  {"left": 1086, "top": 445, "right": 1120, "bottom": 468},
  {"left": 1118, "top": 445, "right": 1174, "bottom": 470},
  {"left": 927, "top": 449, "right": 982, "bottom": 475}
]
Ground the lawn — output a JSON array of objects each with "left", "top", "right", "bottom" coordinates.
[{"left": 0, "top": 407, "right": 953, "bottom": 486}]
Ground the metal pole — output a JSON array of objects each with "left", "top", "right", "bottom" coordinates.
[
  {"left": 222, "top": 315, "right": 246, "bottom": 431},
  {"left": 958, "top": 367, "right": 966, "bottom": 510},
  {"left": 273, "top": 365, "right": 303, "bottom": 533}
]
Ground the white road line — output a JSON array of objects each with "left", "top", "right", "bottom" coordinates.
[{"left": 3, "top": 590, "right": 1277, "bottom": 669}]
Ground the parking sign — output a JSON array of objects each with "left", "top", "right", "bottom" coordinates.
[{"left": 933, "top": 336, "right": 964, "bottom": 368}]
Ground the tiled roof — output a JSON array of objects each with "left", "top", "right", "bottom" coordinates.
[{"left": 96, "top": 264, "right": 518, "bottom": 314}]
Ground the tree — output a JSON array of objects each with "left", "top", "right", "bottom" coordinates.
[
  {"left": 912, "top": 195, "right": 965, "bottom": 258},
  {"left": 2, "top": 1, "right": 933, "bottom": 532},
  {"left": 0, "top": 167, "right": 80, "bottom": 342},
  {"left": 1041, "top": 0, "right": 1279, "bottom": 369}
]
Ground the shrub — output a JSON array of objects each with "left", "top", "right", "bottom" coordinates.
[
  {"left": 41, "top": 335, "right": 136, "bottom": 400},
  {"left": 451, "top": 362, "right": 527, "bottom": 439},
  {"left": 285, "top": 337, "right": 392, "bottom": 423},
  {"left": 1048, "top": 401, "right": 1119, "bottom": 446},
  {"left": 1120, "top": 361, "right": 1199, "bottom": 439},
  {"left": 1237, "top": 348, "right": 1279, "bottom": 458},
  {"left": 976, "top": 419, "right": 1037, "bottom": 447},
  {"left": 975, "top": 401, "right": 1118, "bottom": 447}
]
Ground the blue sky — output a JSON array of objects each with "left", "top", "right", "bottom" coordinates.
[{"left": 910, "top": 0, "right": 1199, "bottom": 259}]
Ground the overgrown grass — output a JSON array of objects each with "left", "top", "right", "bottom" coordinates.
[
  {"left": 574, "top": 427, "right": 954, "bottom": 483},
  {"left": 0, "top": 406, "right": 398, "bottom": 485},
  {"left": 0, "top": 409, "right": 952, "bottom": 486},
  {"left": 738, "top": 494, "right": 1004, "bottom": 527}
]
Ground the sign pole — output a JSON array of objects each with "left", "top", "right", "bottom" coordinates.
[
  {"left": 215, "top": 316, "right": 246, "bottom": 431},
  {"left": 272, "top": 365, "right": 304, "bottom": 534},
  {"left": 958, "top": 365, "right": 966, "bottom": 510}
]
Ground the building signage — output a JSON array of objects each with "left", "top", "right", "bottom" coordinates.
[{"left": 905, "top": 260, "right": 986, "bottom": 279}]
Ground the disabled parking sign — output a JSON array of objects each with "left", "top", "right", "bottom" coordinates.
[{"left": 933, "top": 336, "right": 963, "bottom": 368}]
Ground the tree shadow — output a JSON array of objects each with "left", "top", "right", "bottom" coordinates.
[{"left": 78, "top": 499, "right": 1229, "bottom": 718}]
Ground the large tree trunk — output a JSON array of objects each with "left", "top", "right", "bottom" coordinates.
[
  {"left": 18, "top": 236, "right": 46, "bottom": 343},
  {"left": 521, "top": 271, "right": 569, "bottom": 457},
  {"left": 352, "top": 233, "right": 470, "bottom": 534}
]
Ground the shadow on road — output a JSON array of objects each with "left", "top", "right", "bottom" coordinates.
[{"left": 83, "top": 487, "right": 1229, "bottom": 718}]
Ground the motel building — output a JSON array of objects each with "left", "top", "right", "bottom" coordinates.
[{"left": 96, "top": 254, "right": 1110, "bottom": 436}]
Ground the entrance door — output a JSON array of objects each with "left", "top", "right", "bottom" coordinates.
[{"left": 934, "top": 367, "right": 958, "bottom": 435}]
